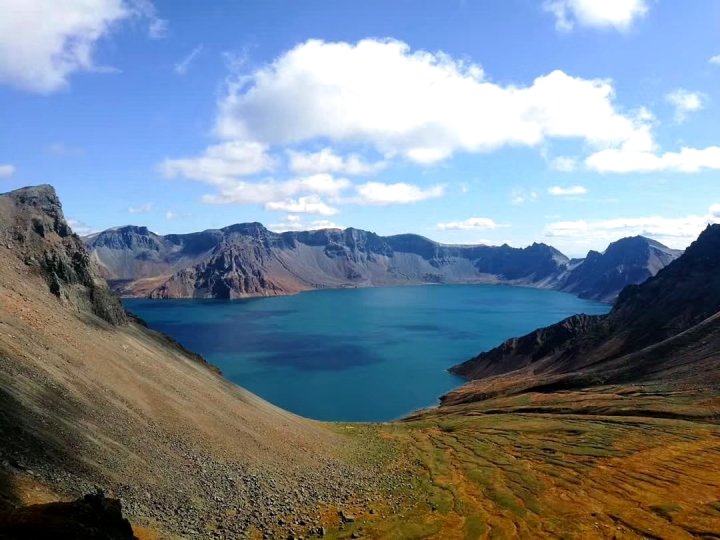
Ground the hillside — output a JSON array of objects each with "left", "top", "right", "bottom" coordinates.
[
  {"left": 446, "top": 224, "right": 720, "bottom": 404},
  {"left": 85, "top": 223, "right": 679, "bottom": 302},
  {"left": 0, "top": 186, "right": 388, "bottom": 538}
]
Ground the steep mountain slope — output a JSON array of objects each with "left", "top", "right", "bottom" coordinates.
[
  {"left": 87, "top": 224, "right": 571, "bottom": 299},
  {"left": 0, "top": 186, "right": 384, "bottom": 538},
  {"left": 558, "top": 235, "right": 682, "bottom": 302},
  {"left": 446, "top": 224, "right": 720, "bottom": 404},
  {"left": 87, "top": 223, "right": 679, "bottom": 302}
]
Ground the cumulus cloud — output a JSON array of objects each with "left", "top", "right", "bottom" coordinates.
[
  {"left": 548, "top": 185, "right": 587, "bottom": 196},
  {"left": 160, "top": 141, "right": 275, "bottom": 183},
  {"left": 352, "top": 182, "right": 444, "bottom": 206},
  {"left": 197, "top": 173, "right": 350, "bottom": 206},
  {"left": 0, "top": 0, "right": 164, "bottom": 93},
  {"left": 213, "top": 39, "right": 651, "bottom": 165},
  {"left": 543, "top": 0, "right": 649, "bottom": 31},
  {"left": 269, "top": 216, "right": 342, "bottom": 232},
  {"left": 437, "top": 217, "right": 500, "bottom": 231},
  {"left": 174, "top": 45, "right": 203, "bottom": 76},
  {"left": 545, "top": 206, "right": 720, "bottom": 249},
  {"left": 0, "top": 164, "right": 16, "bottom": 178},
  {"left": 586, "top": 146, "right": 720, "bottom": 173},
  {"left": 666, "top": 89, "right": 705, "bottom": 122},
  {"left": 265, "top": 195, "right": 338, "bottom": 216},
  {"left": 128, "top": 203, "right": 154, "bottom": 214},
  {"left": 287, "top": 148, "right": 385, "bottom": 175},
  {"left": 710, "top": 55, "right": 720, "bottom": 66}
]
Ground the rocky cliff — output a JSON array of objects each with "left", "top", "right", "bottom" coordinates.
[
  {"left": 446, "top": 224, "right": 720, "bottom": 404},
  {"left": 85, "top": 223, "right": 679, "bottom": 301},
  {"left": 0, "top": 186, "right": 126, "bottom": 325}
]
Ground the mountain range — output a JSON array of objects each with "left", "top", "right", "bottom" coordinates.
[{"left": 84, "top": 223, "right": 681, "bottom": 303}]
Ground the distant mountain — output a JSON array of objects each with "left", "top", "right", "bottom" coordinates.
[
  {"left": 85, "top": 224, "right": 681, "bottom": 301},
  {"left": 557, "top": 235, "right": 682, "bottom": 302},
  {"left": 85, "top": 224, "right": 571, "bottom": 299},
  {"left": 446, "top": 224, "right": 720, "bottom": 405}
]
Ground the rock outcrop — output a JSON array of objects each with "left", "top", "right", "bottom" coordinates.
[
  {"left": 0, "top": 185, "right": 126, "bottom": 325},
  {"left": 0, "top": 491, "right": 137, "bottom": 540}
]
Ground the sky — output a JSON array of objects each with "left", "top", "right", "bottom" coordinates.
[{"left": 1, "top": 0, "right": 719, "bottom": 257}]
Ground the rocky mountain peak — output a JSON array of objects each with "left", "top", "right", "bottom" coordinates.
[{"left": 0, "top": 185, "right": 126, "bottom": 326}]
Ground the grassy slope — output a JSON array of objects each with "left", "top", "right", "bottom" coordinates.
[{"left": 323, "top": 389, "right": 720, "bottom": 539}]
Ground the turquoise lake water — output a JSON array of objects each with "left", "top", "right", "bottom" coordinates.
[{"left": 124, "top": 284, "right": 609, "bottom": 422}]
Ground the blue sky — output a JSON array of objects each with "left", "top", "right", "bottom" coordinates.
[{"left": 1, "top": 0, "right": 719, "bottom": 256}]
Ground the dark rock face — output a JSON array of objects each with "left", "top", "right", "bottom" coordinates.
[
  {"left": 558, "top": 236, "right": 682, "bottom": 302},
  {"left": 0, "top": 186, "right": 126, "bottom": 325},
  {"left": 0, "top": 491, "right": 137, "bottom": 540},
  {"left": 447, "top": 225, "right": 720, "bottom": 403}
]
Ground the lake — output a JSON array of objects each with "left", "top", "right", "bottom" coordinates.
[{"left": 124, "top": 284, "right": 609, "bottom": 422}]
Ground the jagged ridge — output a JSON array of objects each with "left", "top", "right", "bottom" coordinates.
[{"left": 85, "top": 222, "right": 680, "bottom": 302}]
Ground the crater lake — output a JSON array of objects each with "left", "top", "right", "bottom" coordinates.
[{"left": 124, "top": 284, "right": 609, "bottom": 422}]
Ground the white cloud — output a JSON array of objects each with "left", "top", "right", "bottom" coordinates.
[
  {"left": 265, "top": 195, "right": 338, "bottom": 216},
  {"left": 213, "top": 39, "right": 651, "bottom": 164},
  {"left": 198, "top": 173, "right": 351, "bottom": 205},
  {"left": 437, "top": 217, "right": 499, "bottom": 231},
  {"left": 129, "top": 0, "right": 167, "bottom": 39},
  {"left": 160, "top": 141, "right": 275, "bottom": 183},
  {"left": 128, "top": 203, "right": 154, "bottom": 214},
  {"left": 67, "top": 218, "right": 94, "bottom": 236},
  {"left": 545, "top": 205, "right": 720, "bottom": 250},
  {"left": 353, "top": 182, "right": 444, "bottom": 206},
  {"left": 543, "top": 0, "right": 649, "bottom": 31},
  {"left": 586, "top": 146, "right": 720, "bottom": 173},
  {"left": 510, "top": 187, "right": 538, "bottom": 205},
  {"left": 165, "top": 210, "right": 191, "bottom": 221},
  {"left": 710, "top": 55, "right": 720, "bottom": 66},
  {"left": 550, "top": 156, "right": 578, "bottom": 172},
  {"left": 0, "top": 164, "right": 16, "bottom": 178},
  {"left": 666, "top": 89, "right": 705, "bottom": 122},
  {"left": 0, "top": 0, "right": 164, "bottom": 93},
  {"left": 269, "top": 216, "right": 342, "bottom": 232},
  {"left": 174, "top": 45, "right": 203, "bottom": 75},
  {"left": 548, "top": 185, "right": 587, "bottom": 196},
  {"left": 287, "top": 148, "right": 385, "bottom": 175}
]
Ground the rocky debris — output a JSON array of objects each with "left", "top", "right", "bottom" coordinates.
[{"left": 0, "top": 490, "right": 137, "bottom": 539}]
